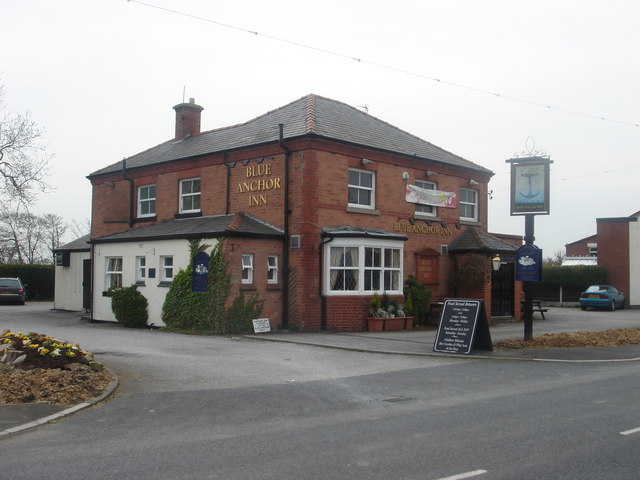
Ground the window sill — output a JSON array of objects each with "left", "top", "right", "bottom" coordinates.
[
  {"left": 240, "top": 284, "right": 256, "bottom": 291},
  {"left": 266, "top": 284, "right": 281, "bottom": 291},
  {"left": 158, "top": 281, "right": 173, "bottom": 287},
  {"left": 135, "top": 281, "right": 146, "bottom": 287},
  {"left": 175, "top": 212, "right": 202, "bottom": 219},
  {"left": 459, "top": 219, "right": 481, "bottom": 226},
  {"left": 135, "top": 216, "right": 156, "bottom": 223},
  {"left": 346, "top": 206, "right": 380, "bottom": 216},
  {"left": 414, "top": 213, "right": 440, "bottom": 221}
]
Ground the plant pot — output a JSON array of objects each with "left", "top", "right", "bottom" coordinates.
[
  {"left": 367, "top": 318, "right": 384, "bottom": 332},
  {"left": 384, "top": 317, "right": 405, "bottom": 331},
  {"left": 404, "top": 317, "right": 414, "bottom": 330}
]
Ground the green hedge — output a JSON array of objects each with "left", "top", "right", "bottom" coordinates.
[
  {"left": 0, "top": 264, "right": 55, "bottom": 300},
  {"left": 540, "top": 265, "right": 607, "bottom": 288}
]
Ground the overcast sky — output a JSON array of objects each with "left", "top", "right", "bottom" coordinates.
[{"left": 2, "top": 0, "right": 639, "bottom": 256}]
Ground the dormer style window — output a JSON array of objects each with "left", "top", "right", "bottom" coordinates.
[
  {"left": 180, "top": 178, "right": 201, "bottom": 213},
  {"left": 137, "top": 185, "right": 156, "bottom": 218},
  {"left": 348, "top": 168, "right": 375, "bottom": 209},
  {"left": 460, "top": 187, "right": 478, "bottom": 222}
]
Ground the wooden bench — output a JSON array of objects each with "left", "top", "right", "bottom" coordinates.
[{"left": 522, "top": 300, "right": 548, "bottom": 319}]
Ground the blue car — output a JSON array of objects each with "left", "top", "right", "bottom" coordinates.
[{"left": 579, "top": 285, "right": 625, "bottom": 311}]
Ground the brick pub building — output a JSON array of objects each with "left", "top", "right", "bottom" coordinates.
[{"left": 86, "top": 94, "right": 521, "bottom": 330}]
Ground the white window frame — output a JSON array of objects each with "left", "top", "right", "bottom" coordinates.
[
  {"left": 267, "top": 255, "right": 278, "bottom": 284},
  {"left": 414, "top": 179, "right": 437, "bottom": 218},
  {"left": 459, "top": 187, "right": 478, "bottom": 222},
  {"left": 106, "top": 257, "right": 123, "bottom": 288},
  {"left": 179, "top": 177, "right": 201, "bottom": 213},
  {"left": 137, "top": 185, "right": 156, "bottom": 218},
  {"left": 348, "top": 168, "right": 375, "bottom": 209},
  {"left": 160, "top": 256, "right": 174, "bottom": 282},
  {"left": 135, "top": 256, "right": 147, "bottom": 283},
  {"left": 242, "top": 254, "right": 254, "bottom": 284},
  {"left": 324, "top": 238, "right": 403, "bottom": 295}
]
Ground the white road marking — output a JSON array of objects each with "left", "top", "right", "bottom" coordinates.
[
  {"left": 436, "top": 470, "right": 488, "bottom": 480},
  {"left": 620, "top": 427, "right": 640, "bottom": 436}
]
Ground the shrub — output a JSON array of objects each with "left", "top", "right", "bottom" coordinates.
[
  {"left": 226, "top": 290, "right": 263, "bottom": 334},
  {"left": 404, "top": 276, "right": 431, "bottom": 324},
  {"left": 109, "top": 285, "right": 148, "bottom": 328}
]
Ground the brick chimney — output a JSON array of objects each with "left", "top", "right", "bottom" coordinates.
[{"left": 173, "top": 98, "right": 204, "bottom": 140}]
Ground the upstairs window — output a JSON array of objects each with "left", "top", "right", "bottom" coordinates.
[
  {"left": 242, "top": 254, "right": 254, "bottom": 284},
  {"left": 348, "top": 168, "right": 375, "bottom": 209},
  {"left": 137, "top": 185, "right": 156, "bottom": 218},
  {"left": 180, "top": 178, "right": 201, "bottom": 213},
  {"left": 267, "top": 255, "right": 278, "bottom": 284},
  {"left": 414, "top": 180, "right": 436, "bottom": 217},
  {"left": 460, "top": 188, "right": 478, "bottom": 222}
]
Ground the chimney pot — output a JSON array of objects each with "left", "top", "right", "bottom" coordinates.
[{"left": 173, "top": 99, "right": 204, "bottom": 140}]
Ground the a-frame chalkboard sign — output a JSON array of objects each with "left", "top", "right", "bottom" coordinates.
[{"left": 433, "top": 299, "right": 493, "bottom": 354}]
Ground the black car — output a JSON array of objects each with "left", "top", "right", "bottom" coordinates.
[{"left": 0, "top": 277, "right": 27, "bottom": 305}]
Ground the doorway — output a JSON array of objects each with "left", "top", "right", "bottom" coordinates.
[
  {"left": 491, "top": 262, "right": 514, "bottom": 317},
  {"left": 82, "top": 259, "right": 91, "bottom": 311}
]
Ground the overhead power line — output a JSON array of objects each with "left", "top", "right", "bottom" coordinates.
[{"left": 128, "top": 0, "right": 639, "bottom": 128}]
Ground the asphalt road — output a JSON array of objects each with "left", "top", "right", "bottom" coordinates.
[{"left": 1, "top": 304, "right": 639, "bottom": 479}]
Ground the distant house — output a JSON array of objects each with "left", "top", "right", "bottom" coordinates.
[
  {"left": 81, "top": 94, "right": 523, "bottom": 330},
  {"left": 564, "top": 211, "right": 640, "bottom": 306},
  {"left": 565, "top": 234, "right": 597, "bottom": 257}
]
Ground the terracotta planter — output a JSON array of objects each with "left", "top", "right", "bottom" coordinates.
[
  {"left": 367, "top": 318, "right": 384, "bottom": 332},
  {"left": 404, "top": 317, "right": 414, "bottom": 330},
  {"left": 384, "top": 317, "right": 405, "bottom": 331}
]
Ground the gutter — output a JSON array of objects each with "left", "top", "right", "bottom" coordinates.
[{"left": 278, "top": 124, "right": 290, "bottom": 330}]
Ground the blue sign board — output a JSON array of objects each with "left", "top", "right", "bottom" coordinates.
[
  {"left": 515, "top": 244, "right": 542, "bottom": 282},
  {"left": 192, "top": 251, "right": 210, "bottom": 293}
]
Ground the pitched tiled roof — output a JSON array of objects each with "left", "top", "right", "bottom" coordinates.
[
  {"left": 91, "top": 213, "right": 283, "bottom": 244},
  {"left": 89, "top": 94, "right": 492, "bottom": 177},
  {"left": 54, "top": 234, "right": 91, "bottom": 252},
  {"left": 447, "top": 227, "right": 517, "bottom": 254}
]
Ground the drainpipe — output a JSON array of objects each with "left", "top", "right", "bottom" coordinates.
[
  {"left": 223, "top": 153, "right": 231, "bottom": 215},
  {"left": 122, "top": 159, "right": 135, "bottom": 228},
  {"left": 319, "top": 235, "right": 335, "bottom": 331},
  {"left": 278, "top": 124, "right": 290, "bottom": 329}
]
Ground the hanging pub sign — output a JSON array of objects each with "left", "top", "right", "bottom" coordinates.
[
  {"left": 192, "top": 251, "right": 210, "bottom": 293},
  {"left": 507, "top": 156, "right": 551, "bottom": 215},
  {"left": 515, "top": 244, "right": 542, "bottom": 282}
]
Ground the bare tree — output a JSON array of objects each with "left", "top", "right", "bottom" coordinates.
[
  {"left": 544, "top": 249, "right": 566, "bottom": 266},
  {"left": 42, "top": 213, "right": 68, "bottom": 257},
  {"left": 69, "top": 217, "right": 91, "bottom": 239},
  {"left": 0, "top": 208, "right": 67, "bottom": 264},
  {"left": 0, "top": 83, "right": 51, "bottom": 205}
]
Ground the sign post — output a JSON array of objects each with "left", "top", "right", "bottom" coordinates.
[{"left": 506, "top": 150, "right": 553, "bottom": 341}]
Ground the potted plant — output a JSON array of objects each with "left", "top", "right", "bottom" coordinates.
[
  {"left": 403, "top": 295, "right": 414, "bottom": 330},
  {"left": 367, "top": 292, "right": 385, "bottom": 332}
]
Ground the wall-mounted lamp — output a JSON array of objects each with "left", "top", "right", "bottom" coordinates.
[
  {"left": 455, "top": 223, "right": 461, "bottom": 230},
  {"left": 426, "top": 170, "right": 437, "bottom": 177},
  {"left": 469, "top": 179, "right": 479, "bottom": 186},
  {"left": 226, "top": 161, "right": 237, "bottom": 168},
  {"left": 440, "top": 221, "right": 447, "bottom": 228},
  {"left": 104, "top": 181, "right": 114, "bottom": 188},
  {"left": 408, "top": 216, "right": 416, "bottom": 225},
  {"left": 242, "top": 159, "right": 251, "bottom": 166},
  {"left": 256, "top": 156, "right": 265, "bottom": 164},
  {"left": 492, "top": 254, "right": 502, "bottom": 271},
  {"left": 361, "top": 158, "right": 374, "bottom": 166},
  {"left": 402, "top": 172, "right": 410, "bottom": 181},
  {"left": 425, "top": 220, "right": 433, "bottom": 226}
]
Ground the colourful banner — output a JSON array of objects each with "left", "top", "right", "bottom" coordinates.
[{"left": 405, "top": 184, "right": 457, "bottom": 208}]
